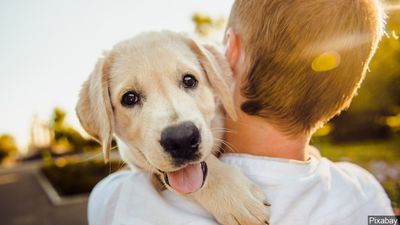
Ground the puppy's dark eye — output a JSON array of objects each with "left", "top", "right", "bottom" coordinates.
[
  {"left": 182, "top": 74, "right": 198, "bottom": 89},
  {"left": 121, "top": 91, "right": 140, "bottom": 107}
]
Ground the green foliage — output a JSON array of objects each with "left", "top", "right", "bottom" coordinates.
[
  {"left": 331, "top": 12, "right": 400, "bottom": 141},
  {"left": 330, "top": 112, "right": 391, "bottom": 142},
  {"left": 41, "top": 159, "right": 121, "bottom": 196},
  {"left": 192, "top": 12, "right": 226, "bottom": 37},
  {"left": 0, "top": 151, "right": 6, "bottom": 162},
  {"left": 49, "top": 107, "right": 100, "bottom": 153},
  {"left": 352, "top": 12, "right": 400, "bottom": 113},
  {"left": 0, "top": 134, "right": 18, "bottom": 162}
]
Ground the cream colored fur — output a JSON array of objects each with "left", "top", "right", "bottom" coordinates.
[{"left": 76, "top": 31, "right": 270, "bottom": 225}]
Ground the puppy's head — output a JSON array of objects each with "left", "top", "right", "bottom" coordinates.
[{"left": 76, "top": 31, "right": 236, "bottom": 194}]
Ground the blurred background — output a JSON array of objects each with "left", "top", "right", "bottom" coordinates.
[{"left": 0, "top": 0, "right": 399, "bottom": 224}]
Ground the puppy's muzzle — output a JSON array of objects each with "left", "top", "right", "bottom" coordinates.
[
  {"left": 160, "top": 121, "right": 201, "bottom": 162},
  {"left": 159, "top": 121, "right": 208, "bottom": 194}
]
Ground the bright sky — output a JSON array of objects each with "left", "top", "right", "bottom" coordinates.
[{"left": 0, "top": 0, "right": 234, "bottom": 149}]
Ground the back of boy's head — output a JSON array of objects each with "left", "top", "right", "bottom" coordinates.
[{"left": 227, "top": 0, "right": 385, "bottom": 135}]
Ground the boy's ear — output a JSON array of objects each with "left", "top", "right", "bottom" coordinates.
[
  {"left": 184, "top": 37, "right": 238, "bottom": 121},
  {"left": 224, "top": 29, "right": 241, "bottom": 70},
  {"left": 76, "top": 53, "right": 114, "bottom": 162}
]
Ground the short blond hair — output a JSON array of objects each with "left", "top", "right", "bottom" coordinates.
[{"left": 227, "top": 0, "right": 385, "bottom": 134}]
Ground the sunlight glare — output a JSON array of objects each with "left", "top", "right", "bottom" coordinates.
[
  {"left": 384, "top": 2, "right": 400, "bottom": 12},
  {"left": 311, "top": 51, "right": 341, "bottom": 72},
  {"left": 392, "top": 30, "right": 399, "bottom": 39}
]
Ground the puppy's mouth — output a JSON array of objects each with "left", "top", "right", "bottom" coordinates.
[{"left": 161, "top": 161, "right": 208, "bottom": 194}]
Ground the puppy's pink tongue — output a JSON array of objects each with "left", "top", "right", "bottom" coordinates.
[{"left": 166, "top": 163, "right": 203, "bottom": 194}]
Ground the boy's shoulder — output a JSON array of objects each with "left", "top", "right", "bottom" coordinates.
[
  {"left": 312, "top": 156, "right": 394, "bottom": 222},
  {"left": 333, "top": 160, "right": 385, "bottom": 195},
  {"left": 220, "top": 151, "right": 394, "bottom": 224},
  {"left": 308, "top": 146, "right": 387, "bottom": 199},
  {"left": 323, "top": 158, "right": 387, "bottom": 201}
]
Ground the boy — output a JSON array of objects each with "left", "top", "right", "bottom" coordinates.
[
  {"left": 221, "top": 0, "right": 394, "bottom": 224},
  {"left": 88, "top": 0, "right": 394, "bottom": 224}
]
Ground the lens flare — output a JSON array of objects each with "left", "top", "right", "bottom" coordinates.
[
  {"left": 311, "top": 51, "right": 341, "bottom": 72},
  {"left": 392, "top": 30, "right": 399, "bottom": 40}
]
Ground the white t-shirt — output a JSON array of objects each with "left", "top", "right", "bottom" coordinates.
[{"left": 88, "top": 151, "right": 394, "bottom": 225}]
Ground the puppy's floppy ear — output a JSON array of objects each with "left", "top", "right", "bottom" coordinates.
[
  {"left": 185, "top": 38, "right": 238, "bottom": 121},
  {"left": 76, "top": 53, "right": 114, "bottom": 162}
]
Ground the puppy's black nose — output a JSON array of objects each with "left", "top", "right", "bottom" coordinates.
[{"left": 160, "top": 121, "right": 200, "bottom": 160}]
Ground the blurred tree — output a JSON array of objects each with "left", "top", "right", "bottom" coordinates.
[
  {"left": 331, "top": 10, "right": 400, "bottom": 141},
  {"left": 49, "top": 107, "right": 99, "bottom": 154},
  {"left": 192, "top": 12, "right": 226, "bottom": 37},
  {"left": 0, "top": 134, "right": 18, "bottom": 162}
]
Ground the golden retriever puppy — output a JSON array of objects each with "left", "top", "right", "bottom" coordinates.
[{"left": 76, "top": 31, "right": 270, "bottom": 225}]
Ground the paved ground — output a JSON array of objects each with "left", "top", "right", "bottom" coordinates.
[{"left": 0, "top": 163, "right": 88, "bottom": 225}]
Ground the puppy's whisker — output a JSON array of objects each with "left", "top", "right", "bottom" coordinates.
[
  {"left": 222, "top": 140, "right": 239, "bottom": 153},
  {"left": 211, "top": 128, "right": 236, "bottom": 135},
  {"left": 211, "top": 130, "right": 235, "bottom": 134},
  {"left": 216, "top": 145, "right": 225, "bottom": 154},
  {"left": 222, "top": 141, "right": 238, "bottom": 153},
  {"left": 211, "top": 127, "right": 235, "bottom": 132},
  {"left": 118, "top": 161, "right": 127, "bottom": 171},
  {"left": 211, "top": 129, "right": 235, "bottom": 133},
  {"left": 214, "top": 137, "right": 239, "bottom": 153},
  {"left": 81, "top": 151, "right": 103, "bottom": 162},
  {"left": 109, "top": 159, "right": 112, "bottom": 174}
]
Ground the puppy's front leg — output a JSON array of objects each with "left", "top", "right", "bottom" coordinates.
[{"left": 192, "top": 155, "right": 271, "bottom": 225}]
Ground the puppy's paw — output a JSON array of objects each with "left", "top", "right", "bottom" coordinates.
[
  {"left": 193, "top": 156, "right": 271, "bottom": 225},
  {"left": 212, "top": 171, "right": 270, "bottom": 225}
]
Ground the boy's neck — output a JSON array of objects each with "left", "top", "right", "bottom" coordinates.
[{"left": 224, "top": 114, "right": 311, "bottom": 161}]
